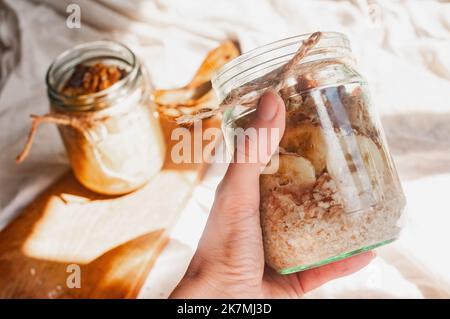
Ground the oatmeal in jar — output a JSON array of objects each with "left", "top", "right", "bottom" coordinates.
[{"left": 213, "top": 32, "right": 406, "bottom": 274}]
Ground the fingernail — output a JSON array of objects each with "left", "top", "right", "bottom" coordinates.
[{"left": 256, "top": 90, "right": 280, "bottom": 121}]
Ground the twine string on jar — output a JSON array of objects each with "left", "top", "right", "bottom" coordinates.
[
  {"left": 16, "top": 112, "right": 138, "bottom": 183},
  {"left": 175, "top": 32, "right": 323, "bottom": 126},
  {"left": 16, "top": 112, "right": 92, "bottom": 163}
]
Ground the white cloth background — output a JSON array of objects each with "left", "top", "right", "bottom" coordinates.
[{"left": 1, "top": 0, "right": 449, "bottom": 298}]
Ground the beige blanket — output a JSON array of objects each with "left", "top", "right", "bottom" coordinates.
[{"left": 1, "top": 0, "right": 449, "bottom": 298}]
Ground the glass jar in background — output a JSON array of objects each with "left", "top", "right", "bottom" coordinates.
[
  {"left": 213, "top": 32, "right": 406, "bottom": 274},
  {"left": 45, "top": 41, "right": 165, "bottom": 195}
]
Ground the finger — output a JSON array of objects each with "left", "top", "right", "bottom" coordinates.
[
  {"left": 194, "top": 90, "right": 285, "bottom": 275},
  {"left": 297, "top": 251, "right": 376, "bottom": 294},
  {"left": 218, "top": 89, "right": 286, "bottom": 201}
]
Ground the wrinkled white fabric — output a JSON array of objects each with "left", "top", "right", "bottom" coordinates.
[{"left": 0, "top": 0, "right": 449, "bottom": 298}]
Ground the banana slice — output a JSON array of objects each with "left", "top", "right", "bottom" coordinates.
[
  {"left": 261, "top": 154, "right": 316, "bottom": 193},
  {"left": 326, "top": 133, "right": 386, "bottom": 211},
  {"left": 278, "top": 154, "right": 316, "bottom": 185},
  {"left": 355, "top": 135, "right": 386, "bottom": 188},
  {"left": 280, "top": 124, "right": 327, "bottom": 175}
]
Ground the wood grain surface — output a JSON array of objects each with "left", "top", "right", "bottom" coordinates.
[
  {"left": 0, "top": 117, "right": 220, "bottom": 298},
  {"left": 0, "top": 40, "right": 235, "bottom": 298}
]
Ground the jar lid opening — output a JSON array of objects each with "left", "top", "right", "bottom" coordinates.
[
  {"left": 46, "top": 41, "right": 140, "bottom": 112},
  {"left": 212, "top": 32, "right": 351, "bottom": 101}
]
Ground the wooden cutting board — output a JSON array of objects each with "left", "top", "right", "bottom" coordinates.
[{"left": 0, "top": 117, "right": 220, "bottom": 298}]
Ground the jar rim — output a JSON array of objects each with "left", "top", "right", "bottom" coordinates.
[
  {"left": 212, "top": 32, "right": 351, "bottom": 101},
  {"left": 46, "top": 40, "right": 140, "bottom": 112}
]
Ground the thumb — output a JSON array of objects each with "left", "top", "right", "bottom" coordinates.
[
  {"left": 190, "top": 90, "right": 286, "bottom": 276},
  {"left": 218, "top": 89, "right": 286, "bottom": 202}
]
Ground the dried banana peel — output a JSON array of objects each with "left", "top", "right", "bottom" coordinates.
[{"left": 153, "top": 40, "right": 241, "bottom": 121}]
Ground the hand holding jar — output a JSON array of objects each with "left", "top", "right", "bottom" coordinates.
[
  {"left": 170, "top": 90, "right": 375, "bottom": 299},
  {"left": 172, "top": 32, "right": 405, "bottom": 297}
]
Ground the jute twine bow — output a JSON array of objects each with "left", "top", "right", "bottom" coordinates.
[
  {"left": 16, "top": 112, "right": 108, "bottom": 163},
  {"left": 175, "top": 32, "right": 323, "bottom": 126}
]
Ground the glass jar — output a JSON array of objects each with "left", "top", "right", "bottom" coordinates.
[
  {"left": 213, "top": 32, "right": 406, "bottom": 274},
  {"left": 46, "top": 41, "right": 165, "bottom": 195}
]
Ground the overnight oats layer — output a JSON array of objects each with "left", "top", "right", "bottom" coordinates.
[
  {"left": 236, "top": 83, "right": 406, "bottom": 274},
  {"left": 217, "top": 32, "right": 407, "bottom": 275}
]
